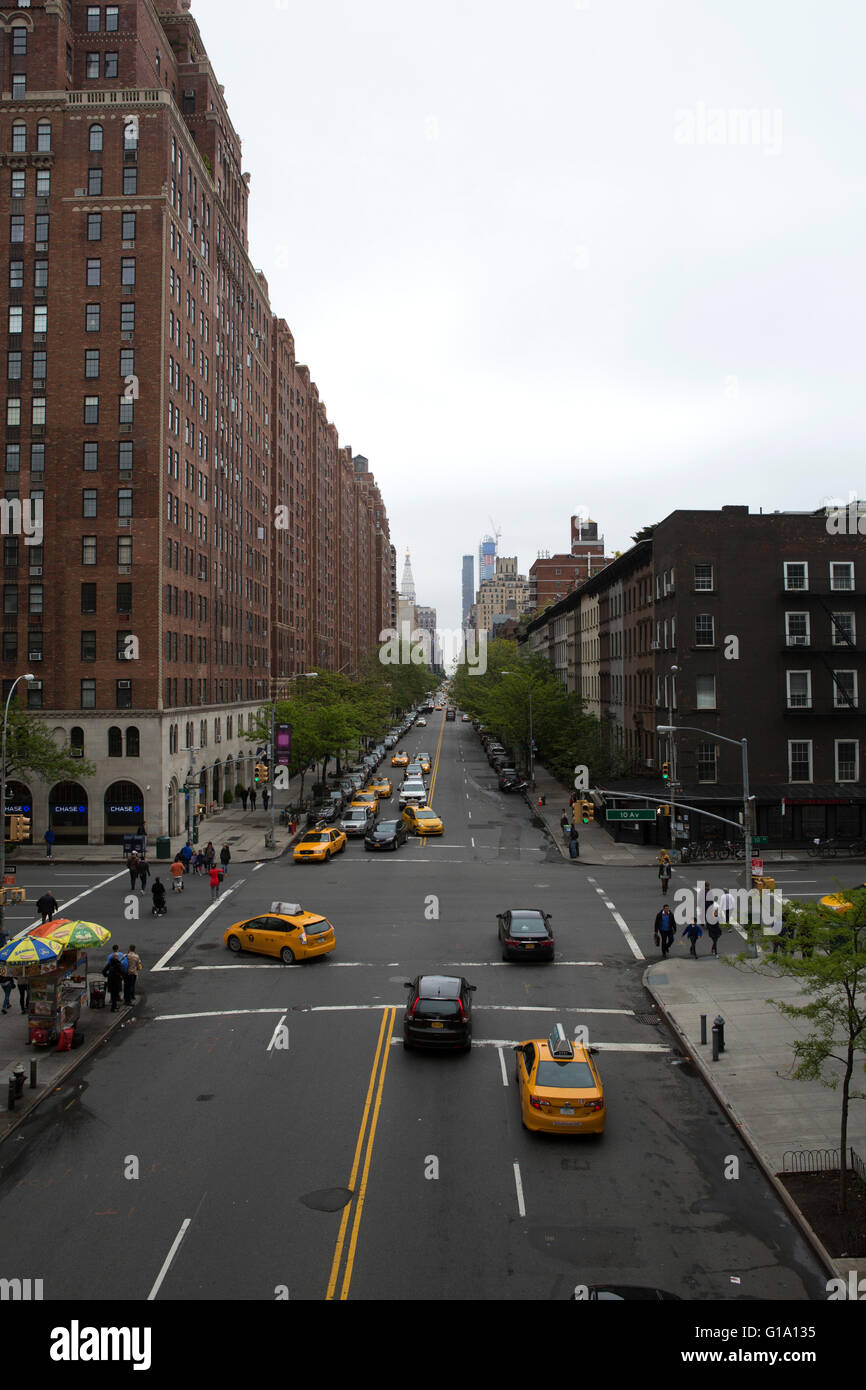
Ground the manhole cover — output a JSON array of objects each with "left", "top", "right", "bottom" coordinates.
[{"left": 300, "top": 1188, "right": 353, "bottom": 1212}]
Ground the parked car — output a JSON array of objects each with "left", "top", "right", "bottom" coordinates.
[{"left": 306, "top": 801, "right": 339, "bottom": 826}]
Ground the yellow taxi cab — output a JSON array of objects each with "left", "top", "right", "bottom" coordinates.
[
  {"left": 351, "top": 790, "right": 380, "bottom": 814},
  {"left": 402, "top": 804, "right": 444, "bottom": 836},
  {"left": 391, "top": 751, "right": 409, "bottom": 767},
  {"left": 819, "top": 881, "right": 866, "bottom": 911},
  {"left": 293, "top": 826, "right": 347, "bottom": 863},
  {"left": 418, "top": 756, "right": 432, "bottom": 775},
  {"left": 224, "top": 902, "right": 336, "bottom": 964},
  {"left": 514, "top": 1024, "right": 605, "bottom": 1135},
  {"left": 369, "top": 776, "right": 393, "bottom": 798}
]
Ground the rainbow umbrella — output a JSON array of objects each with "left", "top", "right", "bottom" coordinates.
[
  {"left": 28, "top": 918, "right": 72, "bottom": 939},
  {"left": 40, "top": 919, "right": 111, "bottom": 950},
  {"left": 0, "top": 935, "right": 62, "bottom": 967}
]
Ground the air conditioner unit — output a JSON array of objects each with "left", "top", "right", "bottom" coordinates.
[
  {"left": 788, "top": 635, "right": 809, "bottom": 646},
  {"left": 122, "top": 285, "right": 133, "bottom": 295},
  {"left": 122, "top": 241, "right": 135, "bottom": 250},
  {"left": 74, "top": 188, "right": 86, "bottom": 197},
  {"left": 118, "top": 564, "right": 131, "bottom": 574},
  {"left": 119, "top": 468, "right": 133, "bottom": 480},
  {"left": 28, "top": 653, "right": 42, "bottom": 662},
  {"left": 29, "top": 566, "right": 42, "bottom": 577}
]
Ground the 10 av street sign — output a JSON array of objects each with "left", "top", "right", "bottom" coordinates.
[{"left": 606, "top": 808, "right": 657, "bottom": 822}]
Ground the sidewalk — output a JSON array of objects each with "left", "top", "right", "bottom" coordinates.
[{"left": 645, "top": 951, "right": 865, "bottom": 1285}]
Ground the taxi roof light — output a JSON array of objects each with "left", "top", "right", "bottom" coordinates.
[
  {"left": 271, "top": 901, "right": 303, "bottom": 916},
  {"left": 548, "top": 1022, "right": 574, "bottom": 1059}
]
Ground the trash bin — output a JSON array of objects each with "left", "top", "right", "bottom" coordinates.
[
  {"left": 156, "top": 835, "right": 171, "bottom": 860},
  {"left": 89, "top": 981, "right": 106, "bottom": 1009}
]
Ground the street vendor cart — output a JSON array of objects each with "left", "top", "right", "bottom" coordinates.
[{"left": 26, "top": 947, "right": 88, "bottom": 1049}]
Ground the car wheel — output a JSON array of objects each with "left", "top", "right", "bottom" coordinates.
[
  {"left": 502, "top": 948, "right": 510, "bottom": 961},
  {"left": 325, "top": 850, "right": 331, "bottom": 861},
  {"left": 280, "top": 946, "right": 296, "bottom": 964},
  {"left": 227, "top": 935, "right": 242, "bottom": 953}
]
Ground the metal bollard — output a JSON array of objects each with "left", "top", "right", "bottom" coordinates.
[
  {"left": 700, "top": 1014, "right": 707, "bottom": 1045},
  {"left": 7, "top": 1076, "right": 15, "bottom": 1111},
  {"left": 714, "top": 1014, "right": 726, "bottom": 1053},
  {"left": 13, "top": 1064, "right": 25, "bottom": 1097},
  {"left": 711, "top": 1022, "right": 720, "bottom": 1061},
  {"left": 29, "top": 1058, "right": 38, "bottom": 1089}
]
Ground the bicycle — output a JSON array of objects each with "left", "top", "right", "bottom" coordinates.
[
  {"left": 806, "top": 838, "right": 839, "bottom": 857},
  {"left": 847, "top": 838, "right": 866, "bottom": 857}
]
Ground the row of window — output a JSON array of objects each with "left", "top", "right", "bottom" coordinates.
[
  {"left": 673, "top": 740, "right": 859, "bottom": 784},
  {"left": 6, "top": 349, "right": 134, "bottom": 381},
  {"left": 10, "top": 170, "right": 50, "bottom": 197},
  {"left": 86, "top": 6, "right": 120, "bottom": 32},
  {"left": 167, "top": 715, "right": 241, "bottom": 756},
  {"left": 5, "top": 442, "right": 131, "bottom": 474},
  {"left": 6, "top": 397, "right": 135, "bottom": 428},
  {"left": 651, "top": 671, "right": 861, "bottom": 711},
  {"left": 654, "top": 562, "right": 858, "bottom": 596},
  {"left": 78, "top": 537, "right": 133, "bottom": 566},
  {"left": 784, "top": 612, "right": 856, "bottom": 646}
]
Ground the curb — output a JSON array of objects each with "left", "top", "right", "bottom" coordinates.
[
  {"left": 0, "top": 1003, "right": 132, "bottom": 1145},
  {"left": 642, "top": 964, "right": 841, "bottom": 1285}
]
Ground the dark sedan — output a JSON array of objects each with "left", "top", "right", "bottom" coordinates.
[
  {"left": 364, "top": 818, "right": 408, "bottom": 852},
  {"left": 497, "top": 908, "right": 555, "bottom": 961},
  {"left": 306, "top": 801, "right": 339, "bottom": 826},
  {"left": 402, "top": 975, "right": 476, "bottom": 1050}
]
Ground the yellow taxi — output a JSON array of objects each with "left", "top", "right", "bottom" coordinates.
[
  {"left": 418, "top": 756, "right": 432, "bottom": 775},
  {"left": 819, "top": 881, "right": 866, "bottom": 911},
  {"left": 402, "top": 804, "right": 444, "bottom": 836},
  {"left": 293, "top": 826, "right": 347, "bottom": 863},
  {"left": 514, "top": 1024, "right": 605, "bottom": 1135},
  {"left": 351, "top": 790, "right": 380, "bottom": 814},
  {"left": 224, "top": 903, "right": 336, "bottom": 964},
  {"left": 391, "top": 751, "right": 409, "bottom": 767},
  {"left": 368, "top": 776, "right": 393, "bottom": 798}
]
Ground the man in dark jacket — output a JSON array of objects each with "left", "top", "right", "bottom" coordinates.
[
  {"left": 654, "top": 905, "right": 675, "bottom": 957},
  {"left": 36, "top": 891, "right": 59, "bottom": 925},
  {"left": 219, "top": 844, "right": 231, "bottom": 876},
  {"left": 103, "top": 946, "right": 127, "bottom": 1012}
]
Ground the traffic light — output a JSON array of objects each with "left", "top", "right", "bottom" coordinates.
[
  {"left": 581, "top": 800, "right": 594, "bottom": 824},
  {"left": 8, "top": 814, "right": 28, "bottom": 842},
  {"left": 661, "top": 805, "right": 671, "bottom": 817},
  {"left": 662, "top": 762, "right": 670, "bottom": 780},
  {"left": 254, "top": 762, "right": 268, "bottom": 786}
]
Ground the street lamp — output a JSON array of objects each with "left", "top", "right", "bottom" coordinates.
[
  {"left": 266, "top": 672, "right": 318, "bottom": 849},
  {"left": 501, "top": 670, "right": 535, "bottom": 788},
  {"left": 0, "top": 673, "right": 35, "bottom": 931},
  {"left": 656, "top": 724, "right": 753, "bottom": 890}
]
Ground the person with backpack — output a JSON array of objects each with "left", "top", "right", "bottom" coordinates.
[
  {"left": 103, "top": 949, "right": 126, "bottom": 1012},
  {"left": 219, "top": 844, "right": 231, "bottom": 877},
  {"left": 137, "top": 855, "right": 151, "bottom": 895},
  {"left": 152, "top": 879, "right": 167, "bottom": 916},
  {"left": 179, "top": 843, "right": 193, "bottom": 873},
  {"left": 659, "top": 857, "right": 672, "bottom": 895}
]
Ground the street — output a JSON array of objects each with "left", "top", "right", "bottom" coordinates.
[{"left": 0, "top": 716, "right": 829, "bottom": 1301}]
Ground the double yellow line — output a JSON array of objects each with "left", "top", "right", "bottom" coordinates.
[
  {"left": 420, "top": 707, "right": 447, "bottom": 846},
  {"left": 325, "top": 1006, "right": 396, "bottom": 1300}
]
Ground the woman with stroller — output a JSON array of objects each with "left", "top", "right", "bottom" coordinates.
[{"left": 151, "top": 878, "right": 167, "bottom": 917}]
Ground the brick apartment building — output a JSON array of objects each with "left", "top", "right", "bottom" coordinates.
[
  {"left": 528, "top": 516, "right": 610, "bottom": 612},
  {"left": 0, "top": 0, "right": 392, "bottom": 842},
  {"left": 523, "top": 505, "right": 866, "bottom": 847}
]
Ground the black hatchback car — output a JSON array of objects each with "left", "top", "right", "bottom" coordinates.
[
  {"left": 364, "top": 818, "right": 408, "bottom": 852},
  {"left": 402, "top": 975, "right": 476, "bottom": 1050},
  {"left": 497, "top": 908, "right": 555, "bottom": 961}
]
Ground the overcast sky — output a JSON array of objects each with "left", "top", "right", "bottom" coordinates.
[{"left": 202, "top": 0, "right": 866, "bottom": 635}]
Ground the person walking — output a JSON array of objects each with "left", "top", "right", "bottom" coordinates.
[
  {"left": 44, "top": 826, "right": 55, "bottom": 861},
  {"left": 568, "top": 823, "right": 580, "bottom": 859},
  {"left": 103, "top": 947, "right": 126, "bottom": 1012},
  {"left": 152, "top": 878, "right": 167, "bottom": 916},
  {"left": 137, "top": 856, "right": 150, "bottom": 895},
  {"left": 719, "top": 888, "right": 736, "bottom": 924},
  {"left": 249, "top": 787, "right": 257, "bottom": 811},
  {"left": 124, "top": 946, "right": 142, "bottom": 1005},
  {"left": 262, "top": 787, "right": 270, "bottom": 812},
  {"left": 219, "top": 844, "right": 231, "bottom": 877},
  {"left": 36, "top": 890, "right": 58, "bottom": 925},
  {"left": 0, "top": 970, "right": 14, "bottom": 1014},
  {"left": 682, "top": 921, "right": 702, "bottom": 958},
  {"left": 204, "top": 841, "right": 215, "bottom": 870},
  {"left": 179, "top": 843, "right": 193, "bottom": 874},
  {"left": 560, "top": 810, "right": 570, "bottom": 837},
  {"left": 126, "top": 850, "right": 140, "bottom": 891},
  {"left": 654, "top": 905, "right": 675, "bottom": 957},
  {"left": 239, "top": 786, "right": 248, "bottom": 811},
  {"left": 169, "top": 858, "right": 185, "bottom": 893},
  {"left": 16, "top": 978, "right": 28, "bottom": 1014},
  {"left": 208, "top": 865, "right": 222, "bottom": 902},
  {"left": 707, "top": 917, "right": 722, "bottom": 956},
  {"left": 192, "top": 850, "right": 205, "bottom": 875},
  {"left": 702, "top": 882, "right": 716, "bottom": 926},
  {"left": 659, "top": 857, "right": 672, "bottom": 895}
]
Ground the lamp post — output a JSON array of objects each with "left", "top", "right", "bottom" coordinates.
[
  {"left": 656, "top": 724, "right": 753, "bottom": 891},
  {"left": 266, "top": 672, "right": 317, "bottom": 849},
  {"left": 0, "top": 673, "right": 35, "bottom": 932}
]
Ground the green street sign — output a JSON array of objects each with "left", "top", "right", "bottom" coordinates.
[
  {"left": 606, "top": 808, "right": 657, "bottom": 822},
  {"left": 752, "top": 836, "right": 768, "bottom": 844}
]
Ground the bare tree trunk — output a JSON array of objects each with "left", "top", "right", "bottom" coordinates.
[{"left": 839, "top": 1040, "right": 853, "bottom": 1213}]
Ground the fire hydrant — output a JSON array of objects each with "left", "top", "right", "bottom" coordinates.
[{"left": 13, "top": 1064, "right": 25, "bottom": 1098}]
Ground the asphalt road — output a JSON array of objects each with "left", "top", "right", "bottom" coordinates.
[{"left": 0, "top": 714, "right": 830, "bottom": 1301}]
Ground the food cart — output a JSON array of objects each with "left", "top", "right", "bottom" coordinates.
[{"left": 26, "top": 947, "right": 88, "bottom": 1049}]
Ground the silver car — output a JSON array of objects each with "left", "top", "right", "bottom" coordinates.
[{"left": 340, "top": 806, "right": 376, "bottom": 836}]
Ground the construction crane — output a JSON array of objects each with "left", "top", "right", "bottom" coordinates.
[{"left": 488, "top": 516, "right": 502, "bottom": 548}]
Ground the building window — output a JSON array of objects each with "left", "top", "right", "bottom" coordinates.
[
  {"left": 31, "top": 397, "right": 46, "bottom": 427},
  {"left": 70, "top": 727, "right": 84, "bottom": 757},
  {"left": 118, "top": 441, "right": 133, "bottom": 471},
  {"left": 121, "top": 258, "right": 136, "bottom": 286},
  {"left": 5, "top": 445, "right": 19, "bottom": 473},
  {"left": 120, "top": 303, "right": 135, "bottom": 332},
  {"left": 11, "top": 75, "right": 26, "bottom": 100},
  {"left": 695, "top": 675, "right": 716, "bottom": 710},
  {"left": 833, "top": 670, "right": 858, "bottom": 708},
  {"left": 1, "top": 632, "right": 17, "bottom": 662},
  {"left": 831, "top": 613, "right": 855, "bottom": 646},
  {"left": 26, "top": 679, "right": 42, "bottom": 709},
  {"left": 125, "top": 726, "right": 139, "bottom": 757},
  {"left": 85, "top": 349, "right": 100, "bottom": 378},
  {"left": 697, "top": 743, "right": 718, "bottom": 783},
  {"left": 830, "top": 562, "right": 854, "bottom": 591},
  {"left": 36, "top": 123, "right": 51, "bottom": 154},
  {"left": 35, "top": 214, "right": 49, "bottom": 244},
  {"left": 123, "top": 167, "right": 138, "bottom": 196},
  {"left": 785, "top": 612, "right": 810, "bottom": 647},
  {"left": 81, "top": 583, "right": 97, "bottom": 613},
  {"left": 86, "top": 259, "right": 101, "bottom": 287},
  {"left": 27, "top": 628, "right": 42, "bottom": 662},
  {"left": 84, "top": 396, "right": 99, "bottom": 424},
  {"left": 106, "top": 6, "right": 119, "bottom": 31},
  {"left": 694, "top": 614, "right": 714, "bottom": 646},
  {"left": 83, "top": 442, "right": 99, "bottom": 471},
  {"left": 9, "top": 262, "right": 23, "bottom": 290},
  {"left": 82, "top": 489, "right": 98, "bottom": 519},
  {"left": 104, "top": 52, "right": 119, "bottom": 79},
  {"left": 86, "top": 52, "right": 100, "bottom": 79},
  {"left": 89, "top": 124, "right": 104, "bottom": 152},
  {"left": 116, "top": 680, "right": 132, "bottom": 709},
  {"left": 36, "top": 170, "right": 50, "bottom": 198},
  {"left": 86, "top": 5, "right": 100, "bottom": 31},
  {"left": 11, "top": 27, "right": 27, "bottom": 55},
  {"left": 8, "top": 307, "right": 23, "bottom": 336},
  {"left": 108, "top": 726, "right": 122, "bottom": 756},
  {"left": 28, "top": 584, "right": 42, "bottom": 615},
  {"left": 82, "top": 536, "right": 97, "bottom": 565},
  {"left": 86, "top": 304, "right": 101, "bottom": 333},
  {"left": 120, "top": 348, "right": 134, "bottom": 379},
  {"left": 786, "top": 670, "right": 811, "bottom": 709},
  {"left": 7, "top": 352, "right": 21, "bottom": 382},
  {"left": 10, "top": 215, "right": 25, "bottom": 243},
  {"left": 87, "top": 213, "right": 102, "bottom": 241},
  {"left": 116, "top": 582, "right": 132, "bottom": 613},
  {"left": 30, "top": 444, "right": 44, "bottom": 473},
  {"left": 118, "top": 490, "right": 134, "bottom": 524},
  {"left": 87, "top": 167, "right": 103, "bottom": 196},
  {"left": 835, "top": 740, "right": 859, "bottom": 783},
  {"left": 6, "top": 399, "right": 21, "bottom": 428},
  {"left": 783, "top": 561, "right": 808, "bottom": 591},
  {"left": 122, "top": 212, "right": 136, "bottom": 241},
  {"left": 788, "top": 740, "right": 812, "bottom": 782},
  {"left": 11, "top": 171, "right": 25, "bottom": 198},
  {"left": 3, "top": 538, "right": 17, "bottom": 567},
  {"left": 80, "top": 630, "right": 96, "bottom": 661},
  {"left": 3, "top": 586, "right": 18, "bottom": 615},
  {"left": 119, "top": 395, "right": 134, "bottom": 425},
  {"left": 33, "top": 305, "right": 47, "bottom": 335},
  {"left": 117, "top": 536, "right": 132, "bottom": 566}
]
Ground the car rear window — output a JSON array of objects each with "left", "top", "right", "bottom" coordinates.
[
  {"left": 414, "top": 999, "right": 460, "bottom": 1017},
  {"left": 377, "top": 821, "right": 400, "bottom": 832},
  {"left": 535, "top": 1060, "right": 597, "bottom": 1089},
  {"left": 510, "top": 919, "right": 546, "bottom": 935}
]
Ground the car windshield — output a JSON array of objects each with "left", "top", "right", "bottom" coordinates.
[
  {"left": 535, "top": 1060, "right": 597, "bottom": 1089},
  {"left": 304, "top": 833, "right": 329, "bottom": 844},
  {"left": 344, "top": 810, "right": 367, "bottom": 821},
  {"left": 416, "top": 811, "right": 437, "bottom": 820},
  {"left": 376, "top": 821, "right": 400, "bottom": 833}
]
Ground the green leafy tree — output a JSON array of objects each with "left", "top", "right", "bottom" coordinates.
[{"left": 5, "top": 706, "right": 95, "bottom": 785}]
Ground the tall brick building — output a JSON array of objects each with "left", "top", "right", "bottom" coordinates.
[{"left": 0, "top": 0, "right": 391, "bottom": 842}]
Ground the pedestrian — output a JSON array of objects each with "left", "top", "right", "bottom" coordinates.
[
  {"left": 560, "top": 810, "right": 570, "bottom": 835},
  {"left": 192, "top": 850, "right": 205, "bottom": 875},
  {"left": 654, "top": 905, "right": 675, "bottom": 957},
  {"left": 136, "top": 820, "right": 146, "bottom": 837},
  {"left": 659, "top": 857, "right": 672, "bottom": 895},
  {"left": 124, "top": 946, "right": 142, "bottom": 1004},
  {"left": 151, "top": 878, "right": 167, "bottom": 916},
  {"left": 179, "top": 843, "right": 193, "bottom": 873},
  {"left": 36, "top": 890, "right": 58, "bottom": 925},
  {"left": 137, "top": 856, "right": 150, "bottom": 894},
  {"left": 262, "top": 787, "right": 270, "bottom": 812},
  {"left": 219, "top": 844, "right": 231, "bottom": 877},
  {"left": 204, "top": 841, "right": 215, "bottom": 870},
  {"left": 126, "top": 849, "right": 140, "bottom": 891},
  {"left": 702, "top": 882, "right": 716, "bottom": 925},
  {"left": 0, "top": 970, "right": 14, "bottom": 1013},
  {"left": 208, "top": 865, "right": 222, "bottom": 902},
  {"left": 44, "top": 826, "right": 55, "bottom": 860},
  {"left": 536, "top": 793, "right": 546, "bottom": 807},
  {"left": 568, "top": 824, "right": 580, "bottom": 859},
  {"left": 17, "top": 978, "right": 28, "bottom": 1014},
  {"left": 249, "top": 787, "right": 257, "bottom": 811},
  {"left": 682, "top": 921, "right": 702, "bottom": 957},
  {"left": 719, "top": 888, "right": 736, "bottom": 924},
  {"left": 707, "top": 918, "right": 722, "bottom": 956},
  {"left": 569, "top": 792, "right": 577, "bottom": 808},
  {"left": 103, "top": 946, "right": 126, "bottom": 1012},
  {"left": 169, "top": 858, "right": 185, "bottom": 893},
  {"left": 239, "top": 786, "right": 248, "bottom": 810}
]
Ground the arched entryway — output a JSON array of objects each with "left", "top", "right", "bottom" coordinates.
[
  {"left": 103, "top": 780, "right": 145, "bottom": 845},
  {"left": 49, "top": 782, "right": 89, "bottom": 845},
  {"left": 4, "top": 780, "right": 33, "bottom": 844}
]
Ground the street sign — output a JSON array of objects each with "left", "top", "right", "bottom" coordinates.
[
  {"left": 751, "top": 858, "right": 763, "bottom": 874},
  {"left": 606, "top": 808, "right": 657, "bottom": 822},
  {"left": 752, "top": 836, "right": 768, "bottom": 845}
]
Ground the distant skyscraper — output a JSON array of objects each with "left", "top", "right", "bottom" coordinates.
[
  {"left": 400, "top": 547, "right": 416, "bottom": 602},
  {"left": 462, "top": 555, "right": 474, "bottom": 622},
  {"left": 479, "top": 535, "right": 497, "bottom": 584}
]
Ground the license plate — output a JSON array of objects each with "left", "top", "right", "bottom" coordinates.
[
  {"left": 560, "top": 1106, "right": 574, "bottom": 1114},
  {"left": 431, "top": 1021, "right": 444, "bottom": 1029},
  {"left": 524, "top": 943, "right": 535, "bottom": 949}
]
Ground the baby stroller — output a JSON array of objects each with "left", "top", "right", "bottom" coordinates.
[{"left": 152, "top": 881, "right": 168, "bottom": 917}]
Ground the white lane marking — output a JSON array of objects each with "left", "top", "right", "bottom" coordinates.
[
  {"left": 16, "top": 869, "right": 128, "bottom": 937},
  {"left": 513, "top": 1163, "right": 526, "bottom": 1217},
  {"left": 388, "top": 1038, "right": 670, "bottom": 1052},
  {"left": 151, "top": 883, "right": 245, "bottom": 971},
  {"left": 154, "top": 1008, "right": 289, "bottom": 1021},
  {"left": 266, "top": 1012, "right": 288, "bottom": 1052},
  {"left": 147, "top": 1218, "right": 192, "bottom": 1301},
  {"left": 468, "top": 812, "right": 472, "bottom": 821},
  {"left": 179, "top": 960, "right": 605, "bottom": 971},
  {"left": 497, "top": 1046, "right": 508, "bottom": 1087},
  {"left": 475, "top": 1005, "right": 632, "bottom": 1015},
  {"left": 471, "top": 837, "right": 475, "bottom": 848},
  {"left": 585, "top": 876, "right": 645, "bottom": 962},
  {"left": 252, "top": 862, "right": 266, "bottom": 872}
]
